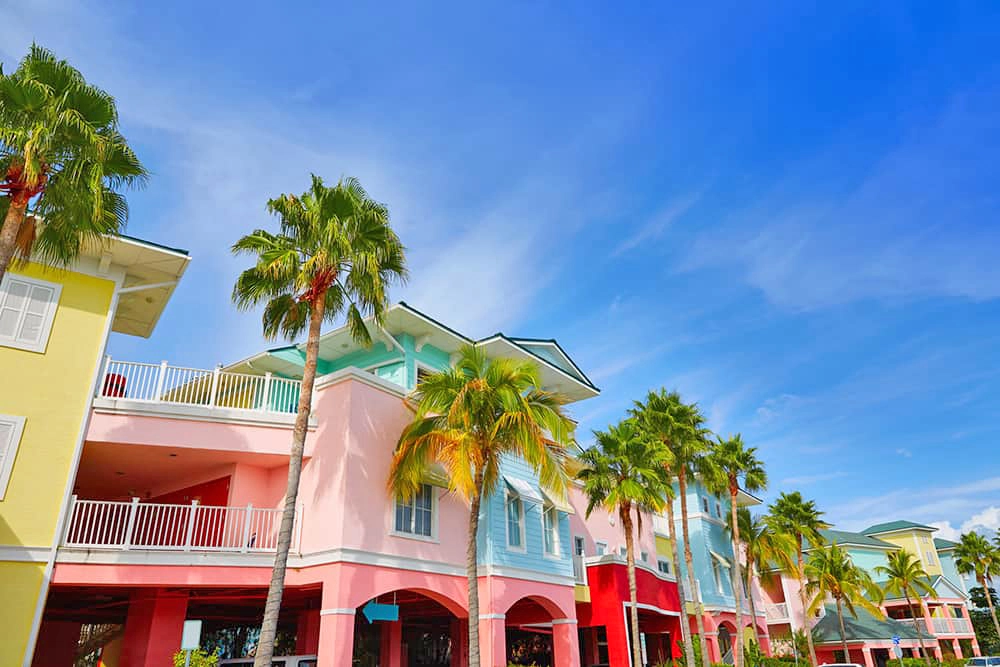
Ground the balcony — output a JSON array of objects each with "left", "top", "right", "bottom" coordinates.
[
  {"left": 94, "top": 357, "right": 302, "bottom": 423},
  {"left": 948, "top": 617, "right": 972, "bottom": 634},
  {"left": 573, "top": 554, "right": 588, "bottom": 585},
  {"left": 62, "top": 497, "right": 295, "bottom": 554},
  {"left": 765, "top": 602, "right": 790, "bottom": 621},
  {"left": 896, "top": 618, "right": 928, "bottom": 634}
]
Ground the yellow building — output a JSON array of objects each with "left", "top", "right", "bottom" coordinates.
[
  {"left": 861, "top": 520, "right": 944, "bottom": 577},
  {"left": 0, "top": 236, "right": 188, "bottom": 666}
]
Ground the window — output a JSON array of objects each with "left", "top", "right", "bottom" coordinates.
[
  {"left": 506, "top": 494, "right": 524, "bottom": 549},
  {"left": 574, "top": 536, "right": 586, "bottom": 557},
  {"left": 715, "top": 500, "right": 723, "bottom": 518},
  {"left": 640, "top": 550, "right": 648, "bottom": 563},
  {"left": 712, "top": 559, "right": 724, "bottom": 593},
  {"left": 416, "top": 364, "right": 434, "bottom": 385},
  {"left": 0, "top": 275, "right": 61, "bottom": 353},
  {"left": 543, "top": 504, "right": 559, "bottom": 556},
  {"left": 658, "top": 559, "right": 671, "bottom": 575},
  {"left": 0, "top": 414, "right": 26, "bottom": 500},
  {"left": 924, "top": 550, "right": 937, "bottom": 565},
  {"left": 596, "top": 541, "right": 607, "bottom": 556},
  {"left": 394, "top": 484, "right": 434, "bottom": 537},
  {"left": 619, "top": 545, "right": 628, "bottom": 559},
  {"left": 701, "top": 496, "right": 710, "bottom": 513}
]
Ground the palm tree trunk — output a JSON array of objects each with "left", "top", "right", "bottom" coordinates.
[
  {"left": 0, "top": 199, "right": 28, "bottom": 283},
  {"left": 729, "top": 487, "right": 745, "bottom": 667},
  {"left": 745, "top": 558, "right": 762, "bottom": 646},
  {"left": 981, "top": 576, "right": 1000, "bottom": 638},
  {"left": 903, "top": 593, "right": 929, "bottom": 667},
  {"left": 254, "top": 295, "right": 325, "bottom": 667},
  {"left": 667, "top": 496, "right": 697, "bottom": 667},
  {"left": 622, "top": 507, "right": 643, "bottom": 667},
  {"left": 796, "top": 543, "right": 818, "bottom": 667},
  {"left": 467, "top": 486, "right": 483, "bottom": 667},
  {"left": 678, "top": 470, "right": 711, "bottom": 667},
  {"left": 835, "top": 597, "right": 849, "bottom": 663}
]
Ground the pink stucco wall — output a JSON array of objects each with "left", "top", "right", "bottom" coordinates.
[{"left": 567, "top": 484, "right": 657, "bottom": 561}]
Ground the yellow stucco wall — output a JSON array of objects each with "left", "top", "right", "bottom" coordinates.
[
  {"left": 875, "top": 530, "right": 944, "bottom": 576},
  {"left": 0, "top": 261, "right": 115, "bottom": 662},
  {"left": 656, "top": 534, "right": 674, "bottom": 560}
]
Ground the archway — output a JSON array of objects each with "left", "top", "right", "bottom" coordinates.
[
  {"left": 351, "top": 588, "right": 466, "bottom": 667},
  {"left": 506, "top": 597, "right": 560, "bottom": 666},
  {"left": 717, "top": 622, "right": 735, "bottom": 664}
]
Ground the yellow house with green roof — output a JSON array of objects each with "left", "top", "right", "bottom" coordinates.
[
  {"left": 861, "top": 520, "right": 944, "bottom": 577},
  {"left": 0, "top": 236, "right": 188, "bottom": 666}
]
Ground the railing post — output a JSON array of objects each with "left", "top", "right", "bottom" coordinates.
[
  {"left": 123, "top": 497, "right": 140, "bottom": 550},
  {"left": 96, "top": 356, "right": 111, "bottom": 397},
  {"left": 261, "top": 372, "right": 273, "bottom": 412},
  {"left": 154, "top": 361, "right": 168, "bottom": 401},
  {"left": 183, "top": 500, "right": 199, "bottom": 551},
  {"left": 241, "top": 504, "right": 253, "bottom": 553},
  {"left": 62, "top": 494, "right": 79, "bottom": 544},
  {"left": 208, "top": 367, "right": 221, "bottom": 408}
]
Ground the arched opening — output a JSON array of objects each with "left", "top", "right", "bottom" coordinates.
[
  {"left": 505, "top": 597, "right": 561, "bottom": 666},
  {"left": 718, "top": 622, "right": 736, "bottom": 664},
  {"left": 351, "top": 589, "right": 465, "bottom": 667}
]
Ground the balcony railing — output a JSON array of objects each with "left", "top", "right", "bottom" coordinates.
[
  {"left": 766, "top": 602, "right": 790, "bottom": 621},
  {"left": 97, "top": 357, "right": 301, "bottom": 415},
  {"left": 949, "top": 617, "right": 972, "bottom": 634},
  {"left": 573, "top": 555, "right": 588, "bottom": 585},
  {"left": 896, "top": 618, "right": 928, "bottom": 633},
  {"left": 63, "top": 497, "right": 294, "bottom": 553}
]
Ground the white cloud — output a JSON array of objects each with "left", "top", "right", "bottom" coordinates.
[
  {"left": 612, "top": 190, "right": 703, "bottom": 256},
  {"left": 931, "top": 506, "right": 1000, "bottom": 542},
  {"left": 896, "top": 447, "right": 912, "bottom": 458}
]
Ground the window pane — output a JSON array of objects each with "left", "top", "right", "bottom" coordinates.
[
  {"left": 3, "top": 281, "right": 28, "bottom": 310},
  {"left": 0, "top": 309, "right": 18, "bottom": 337},
  {"left": 26, "top": 286, "right": 52, "bottom": 315},
  {"left": 543, "top": 507, "right": 556, "bottom": 554},
  {"left": 395, "top": 497, "right": 413, "bottom": 533},
  {"left": 507, "top": 497, "right": 521, "bottom": 547},
  {"left": 18, "top": 312, "right": 43, "bottom": 342}
]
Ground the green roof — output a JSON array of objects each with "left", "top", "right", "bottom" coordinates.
[
  {"left": 934, "top": 537, "right": 959, "bottom": 550},
  {"left": 812, "top": 605, "right": 934, "bottom": 643},
  {"left": 862, "top": 520, "right": 937, "bottom": 536},
  {"left": 819, "top": 529, "right": 896, "bottom": 549}
]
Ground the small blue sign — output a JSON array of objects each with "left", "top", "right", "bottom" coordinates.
[
  {"left": 362, "top": 600, "right": 399, "bottom": 623},
  {"left": 892, "top": 636, "right": 901, "bottom": 645}
]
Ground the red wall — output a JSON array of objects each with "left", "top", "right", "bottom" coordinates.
[{"left": 151, "top": 476, "right": 231, "bottom": 505}]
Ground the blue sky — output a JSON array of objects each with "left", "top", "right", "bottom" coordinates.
[{"left": 4, "top": 1, "right": 1000, "bottom": 537}]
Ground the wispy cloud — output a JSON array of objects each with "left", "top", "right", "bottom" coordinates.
[
  {"left": 613, "top": 190, "right": 703, "bottom": 256},
  {"left": 780, "top": 471, "right": 847, "bottom": 486},
  {"left": 895, "top": 447, "right": 912, "bottom": 458}
]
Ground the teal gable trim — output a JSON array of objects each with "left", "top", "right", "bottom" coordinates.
[{"left": 477, "top": 455, "right": 573, "bottom": 579}]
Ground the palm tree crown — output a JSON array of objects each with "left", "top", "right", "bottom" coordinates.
[
  {"left": 708, "top": 434, "right": 767, "bottom": 497},
  {"left": 954, "top": 531, "right": 1000, "bottom": 638},
  {"left": 0, "top": 44, "right": 147, "bottom": 278},
  {"left": 874, "top": 550, "right": 936, "bottom": 666},
  {"left": 578, "top": 418, "right": 671, "bottom": 667},
  {"left": 232, "top": 174, "right": 406, "bottom": 340}
]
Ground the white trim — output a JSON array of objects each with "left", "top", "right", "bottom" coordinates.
[
  {"left": 482, "top": 564, "right": 575, "bottom": 586},
  {"left": 321, "top": 608, "right": 357, "bottom": 616},
  {"left": 0, "top": 545, "right": 50, "bottom": 562},
  {"left": 542, "top": 503, "right": 560, "bottom": 558},
  {"left": 391, "top": 483, "right": 438, "bottom": 542},
  {"left": 551, "top": 618, "right": 578, "bottom": 625},
  {"left": 623, "top": 600, "right": 682, "bottom": 617},
  {"left": 413, "top": 360, "right": 438, "bottom": 388},
  {"left": 595, "top": 541, "right": 608, "bottom": 556},
  {"left": 479, "top": 613, "right": 506, "bottom": 620},
  {"left": 475, "top": 335, "right": 598, "bottom": 395},
  {"left": 0, "top": 414, "right": 27, "bottom": 499},
  {"left": 116, "top": 281, "right": 177, "bottom": 294},
  {"left": 0, "top": 273, "right": 62, "bottom": 353},
  {"left": 91, "top": 399, "right": 306, "bottom": 428}
]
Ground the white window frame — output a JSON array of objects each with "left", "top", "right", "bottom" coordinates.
[
  {"left": 0, "top": 414, "right": 27, "bottom": 500},
  {"left": 413, "top": 361, "right": 438, "bottom": 388},
  {"left": 596, "top": 541, "right": 608, "bottom": 556},
  {"left": 657, "top": 558, "right": 671, "bottom": 575},
  {"left": 712, "top": 559, "right": 724, "bottom": 593},
  {"left": 574, "top": 535, "right": 586, "bottom": 557},
  {"left": 0, "top": 274, "right": 62, "bottom": 353},
  {"left": 542, "top": 503, "right": 560, "bottom": 557},
  {"left": 391, "top": 483, "right": 437, "bottom": 542},
  {"left": 505, "top": 492, "right": 526, "bottom": 551}
]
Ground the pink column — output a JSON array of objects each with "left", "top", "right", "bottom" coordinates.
[
  {"left": 479, "top": 616, "right": 507, "bottom": 667},
  {"left": 861, "top": 647, "right": 874, "bottom": 667},
  {"left": 953, "top": 639, "right": 963, "bottom": 659},
  {"left": 120, "top": 589, "right": 189, "bottom": 667},
  {"left": 31, "top": 620, "right": 81, "bottom": 667},
  {"left": 922, "top": 603, "right": 936, "bottom": 637},
  {"left": 553, "top": 620, "right": 581, "bottom": 667},
  {"left": 380, "top": 620, "right": 403, "bottom": 667},
  {"left": 317, "top": 611, "right": 355, "bottom": 667},
  {"left": 912, "top": 648, "right": 921, "bottom": 658},
  {"left": 759, "top": 628, "right": 772, "bottom": 657},
  {"left": 297, "top": 608, "right": 321, "bottom": 655},
  {"left": 933, "top": 644, "right": 944, "bottom": 661}
]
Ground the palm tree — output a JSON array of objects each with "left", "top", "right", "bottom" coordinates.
[
  {"left": 387, "top": 346, "right": 575, "bottom": 667},
  {"left": 874, "top": 550, "right": 937, "bottom": 666},
  {"left": 0, "top": 44, "right": 147, "bottom": 281},
  {"left": 767, "top": 492, "right": 829, "bottom": 667},
  {"left": 956, "top": 532, "right": 1000, "bottom": 639},
  {"left": 631, "top": 389, "right": 712, "bottom": 667},
  {"left": 706, "top": 434, "right": 767, "bottom": 667},
  {"left": 579, "top": 419, "right": 672, "bottom": 667},
  {"left": 232, "top": 174, "right": 406, "bottom": 667},
  {"left": 804, "top": 542, "right": 885, "bottom": 662},
  {"left": 728, "top": 507, "right": 795, "bottom": 647}
]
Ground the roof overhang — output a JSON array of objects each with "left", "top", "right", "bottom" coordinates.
[
  {"left": 476, "top": 335, "right": 599, "bottom": 402},
  {"left": 82, "top": 235, "right": 190, "bottom": 338}
]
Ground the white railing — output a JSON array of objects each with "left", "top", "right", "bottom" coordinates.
[
  {"left": 932, "top": 617, "right": 954, "bottom": 634},
  {"left": 766, "top": 602, "right": 789, "bottom": 621},
  {"left": 897, "top": 618, "right": 928, "bottom": 633},
  {"left": 97, "top": 357, "right": 301, "bottom": 415},
  {"left": 63, "top": 496, "right": 295, "bottom": 553},
  {"left": 573, "top": 554, "right": 588, "bottom": 585},
  {"left": 949, "top": 617, "right": 971, "bottom": 634}
]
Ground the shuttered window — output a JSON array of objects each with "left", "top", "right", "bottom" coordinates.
[
  {"left": 0, "top": 275, "right": 61, "bottom": 353},
  {"left": 0, "top": 415, "right": 26, "bottom": 499}
]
